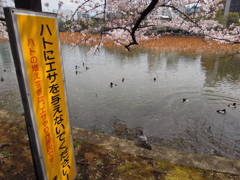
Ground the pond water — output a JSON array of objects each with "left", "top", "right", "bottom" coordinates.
[{"left": 1, "top": 42, "right": 240, "bottom": 160}]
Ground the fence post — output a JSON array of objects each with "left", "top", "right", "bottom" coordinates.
[{"left": 9, "top": 1, "right": 43, "bottom": 179}]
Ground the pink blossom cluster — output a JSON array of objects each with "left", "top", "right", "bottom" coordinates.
[
  {"left": 1, "top": 0, "right": 236, "bottom": 46},
  {"left": 105, "top": 0, "right": 239, "bottom": 44}
]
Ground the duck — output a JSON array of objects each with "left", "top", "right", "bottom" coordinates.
[
  {"left": 182, "top": 98, "right": 189, "bottom": 103},
  {"left": 227, "top": 103, "right": 237, "bottom": 108},
  {"left": 216, "top": 109, "right": 226, "bottom": 114},
  {"left": 122, "top": 78, "right": 125, "bottom": 82},
  {"left": 135, "top": 129, "right": 152, "bottom": 150},
  {"left": 110, "top": 82, "right": 113, "bottom": 88}
]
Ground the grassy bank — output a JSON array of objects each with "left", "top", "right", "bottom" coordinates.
[
  {"left": 1, "top": 109, "right": 240, "bottom": 180},
  {"left": 60, "top": 32, "right": 240, "bottom": 54}
]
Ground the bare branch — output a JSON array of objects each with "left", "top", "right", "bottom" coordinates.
[{"left": 103, "top": 0, "right": 107, "bottom": 21}]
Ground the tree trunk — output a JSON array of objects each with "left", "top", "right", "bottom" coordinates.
[
  {"left": 14, "top": 0, "right": 42, "bottom": 12},
  {"left": 224, "top": 0, "right": 231, "bottom": 16}
]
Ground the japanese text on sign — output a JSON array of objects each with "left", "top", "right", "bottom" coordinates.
[{"left": 16, "top": 13, "right": 76, "bottom": 180}]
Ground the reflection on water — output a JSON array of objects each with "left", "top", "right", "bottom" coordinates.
[
  {"left": 1, "top": 42, "right": 240, "bottom": 159},
  {"left": 203, "top": 54, "right": 240, "bottom": 85}
]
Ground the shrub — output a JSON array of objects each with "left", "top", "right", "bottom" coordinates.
[
  {"left": 215, "top": 9, "right": 226, "bottom": 25},
  {"left": 215, "top": 10, "right": 240, "bottom": 27},
  {"left": 227, "top": 12, "right": 240, "bottom": 26}
]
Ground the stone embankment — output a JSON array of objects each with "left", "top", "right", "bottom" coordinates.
[{"left": 1, "top": 109, "right": 240, "bottom": 179}]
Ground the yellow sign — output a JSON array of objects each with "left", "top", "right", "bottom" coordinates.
[{"left": 15, "top": 13, "right": 76, "bottom": 179}]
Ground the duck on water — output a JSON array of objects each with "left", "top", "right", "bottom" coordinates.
[
  {"left": 182, "top": 98, "right": 189, "bottom": 103},
  {"left": 227, "top": 103, "right": 237, "bottom": 108},
  {"left": 216, "top": 109, "right": 226, "bottom": 114}
]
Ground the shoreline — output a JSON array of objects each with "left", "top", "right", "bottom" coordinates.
[
  {"left": 1, "top": 109, "right": 240, "bottom": 179},
  {"left": 60, "top": 32, "right": 240, "bottom": 55},
  {"left": 0, "top": 38, "right": 8, "bottom": 42},
  {"left": 2, "top": 33, "right": 240, "bottom": 55}
]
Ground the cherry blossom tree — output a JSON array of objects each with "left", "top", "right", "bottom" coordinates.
[
  {"left": 1, "top": 0, "right": 239, "bottom": 49},
  {"left": 0, "top": 0, "right": 14, "bottom": 39},
  {"left": 59, "top": 0, "right": 240, "bottom": 50}
]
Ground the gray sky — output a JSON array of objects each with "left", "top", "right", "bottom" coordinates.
[
  {"left": 0, "top": 0, "right": 100, "bottom": 18},
  {"left": 0, "top": 0, "right": 77, "bottom": 12},
  {"left": 42, "top": 0, "right": 77, "bottom": 12}
]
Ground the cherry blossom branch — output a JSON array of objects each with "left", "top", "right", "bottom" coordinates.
[
  {"left": 194, "top": 0, "right": 201, "bottom": 18},
  {"left": 84, "top": 4, "right": 104, "bottom": 14},
  {"left": 91, "top": 12, "right": 104, "bottom": 18},
  {"left": 163, "top": 5, "right": 199, "bottom": 26},
  {"left": 64, "top": 0, "right": 240, "bottom": 49},
  {"left": 70, "top": 0, "right": 92, "bottom": 20},
  {"left": 125, "top": 0, "right": 159, "bottom": 50},
  {"left": 164, "top": 4, "right": 240, "bottom": 44}
]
